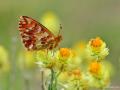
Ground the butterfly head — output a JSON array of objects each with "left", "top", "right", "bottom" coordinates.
[{"left": 55, "top": 35, "right": 62, "bottom": 43}]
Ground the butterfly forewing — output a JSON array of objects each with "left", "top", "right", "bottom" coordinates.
[{"left": 19, "top": 16, "right": 57, "bottom": 50}]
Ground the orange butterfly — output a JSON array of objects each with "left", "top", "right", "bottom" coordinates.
[{"left": 19, "top": 16, "right": 62, "bottom": 51}]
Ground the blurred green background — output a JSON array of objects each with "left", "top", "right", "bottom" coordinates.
[{"left": 0, "top": 0, "right": 120, "bottom": 90}]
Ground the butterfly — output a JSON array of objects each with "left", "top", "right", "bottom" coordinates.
[{"left": 18, "top": 16, "right": 62, "bottom": 51}]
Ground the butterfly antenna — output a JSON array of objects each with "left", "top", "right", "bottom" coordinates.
[{"left": 58, "top": 24, "right": 62, "bottom": 35}]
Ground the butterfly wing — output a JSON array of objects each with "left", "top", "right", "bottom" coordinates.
[{"left": 19, "top": 16, "right": 55, "bottom": 50}]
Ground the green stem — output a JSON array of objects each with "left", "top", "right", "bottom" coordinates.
[
  {"left": 77, "top": 80, "right": 80, "bottom": 90},
  {"left": 41, "top": 71, "right": 45, "bottom": 90},
  {"left": 48, "top": 69, "right": 54, "bottom": 90},
  {"left": 54, "top": 75, "right": 57, "bottom": 90},
  {"left": 51, "top": 69, "right": 54, "bottom": 90},
  {"left": 48, "top": 69, "right": 61, "bottom": 90},
  {"left": 75, "top": 80, "right": 80, "bottom": 90},
  {"left": 56, "top": 71, "right": 62, "bottom": 78},
  {"left": 24, "top": 78, "right": 30, "bottom": 90},
  {"left": 77, "top": 87, "right": 80, "bottom": 90}
]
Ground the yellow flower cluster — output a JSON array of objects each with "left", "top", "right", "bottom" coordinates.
[
  {"left": 36, "top": 48, "right": 73, "bottom": 71},
  {"left": 34, "top": 37, "right": 112, "bottom": 90},
  {"left": 57, "top": 37, "right": 112, "bottom": 90}
]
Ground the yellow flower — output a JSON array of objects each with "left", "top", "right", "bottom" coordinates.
[
  {"left": 59, "top": 48, "right": 71, "bottom": 59},
  {"left": 91, "top": 37, "right": 103, "bottom": 47},
  {"left": 0, "top": 46, "right": 8, "bottom": 61},
  {"left": 52, "top": 48, "right": 73, "bottom": 71},
  {"left": 36, "top": 50, "right": 58, "bottom": 69},
  {"left": 36, "top": 50, "right": 47, "bottom": 62},
  {"left": 46, "top": 59, "right": 56, "bottom": 69},
  {"left": 18, "top": 50, "right": 37, "bottom": 70},
  {"left": 72, "top": 69, "right": 81, "bottom": 76},
  {"left": 74, "top": 42, "right": 86, "bottom": 50},
  {"left": 41, "top": 11, "right": 61, "bottom": 36},
  {"left": 0, "top": 45, "right": 10, "bottom": 73},
  {"left": 90, "top": 37, "right": 103, "bottom": 52},
  {"left": 73, "top": 41, "right": 87, "bottom": 57},
  {"left": 72, "top": 69, "right": 82, "bottom": 79},
  {"left": 89, "top": 61, "right": 101, "bottom": 76},
  {"left": 58, "top": 72, "right": 70, "bottom": 83},
  {"left": 87, "top": 37, "right": 109, "bottom": 60},
  {"left": 88, "top": 61, "right": 113, "bottom": 88}
]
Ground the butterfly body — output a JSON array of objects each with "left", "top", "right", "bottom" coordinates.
[{"left": 19, "top": 16, "right": 62, "bottom": 51}]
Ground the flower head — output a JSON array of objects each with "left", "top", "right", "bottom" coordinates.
[
  {"left": 36, "top": 50, "right": 57, "bottom": 69},
  {"left": 59, "top": 48, "right": 71, "bottom": 59},
  {"left": 90, "top": 37, "right": 103, "bottom": 52},
  {"left": 45, "top": 59, "right": 56, "bottom": 69},
  {"left": 88, "top": 61, "right": 112, "bottom": 88},
  {"left": 91, "top": 37, "right": 103, "bottom": 47},
  {"left": 89, "top": 61, "right": 101, "bottom": 76},
  {"left": 86, "top": 37, "right": 109, "bottom": 60},
  {"left": 71, "top": 69, "right": 82, "bottom": 79}
]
